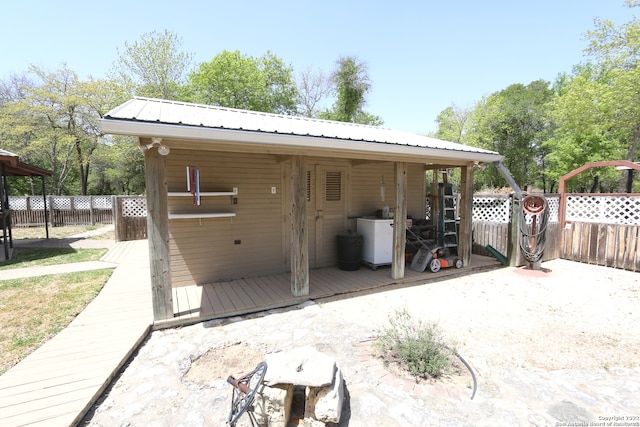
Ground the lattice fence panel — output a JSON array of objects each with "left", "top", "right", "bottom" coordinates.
[
  {"left": 50, "top": 197, "right": 71, "bottom": 209},
  {"left": 545, "top": 196, "right": 559, "bottom": 223},
  {"left": 8, "top": 196, "right": 28, "bottom": 210},
  {"left": 92, "top": 196, "right": 113, "bottom": 209},
  {"left": 122, "top": 197, "right": 147, "bottom": 218},
  {"left": 567, "top": 195, "right": 640, "bottom": 225},
  {"left": 73, "top": 196, "right": 91, "bottom": 210},
  {"left": 473, "top": 195, "right": 511, "bottom": 223}
]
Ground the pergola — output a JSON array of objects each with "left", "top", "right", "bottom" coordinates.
[{"left": 0, "top": 149, "right": 52, "bottom": 261}]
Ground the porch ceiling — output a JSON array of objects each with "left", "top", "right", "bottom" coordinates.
[{"left": 101, "top": 97, "right": 504, "bottom": 166}]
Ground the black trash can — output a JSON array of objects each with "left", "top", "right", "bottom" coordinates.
[{"left": 337, "top": 233, "right": 363, "bottom": 271}]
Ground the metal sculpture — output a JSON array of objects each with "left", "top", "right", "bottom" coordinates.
[
  {"left": 226, "top": 361, "right": 267, "bottom": 427},
  {"left": 519, "top": 195, "right": 549, "bottom": 270}
]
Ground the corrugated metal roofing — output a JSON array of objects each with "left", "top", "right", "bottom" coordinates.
[{"left": 102, "top": 97, "right": 502, "bottom": 161}]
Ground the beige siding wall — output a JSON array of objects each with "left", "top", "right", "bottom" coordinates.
[
  {"left": 350, "top": 162, "right": 426, "bottom": 220},
  {"left": 163, "top": 151, "right": 427, "bottom": 287},
  {"left": 407, "top": 163, "right": 427, "bottom": 220},
  {"left": 167, "top": 150, "right": 283, "bottom": 287}
]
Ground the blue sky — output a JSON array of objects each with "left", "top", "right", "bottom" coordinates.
[{"left": 0, "top": 1, "right": 635, "bottom": 134}]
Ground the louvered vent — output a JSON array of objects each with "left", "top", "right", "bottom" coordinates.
[
  {"left": 325, "top": 171, "right": 342, "bottom": 202},
  {"left": 306, "top": 170, "right": 312, "bottom": 202}
]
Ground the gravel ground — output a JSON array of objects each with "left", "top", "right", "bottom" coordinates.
[{"left": 81, "top": 259, "right": 640, "bottom": 427}]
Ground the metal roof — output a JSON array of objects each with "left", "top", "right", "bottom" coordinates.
[
  {"left": 0, "top": 149, "right": 52, "bottom": 177},
  {"left": 101, "top": 97, "right": 503, "bottom": 164}
]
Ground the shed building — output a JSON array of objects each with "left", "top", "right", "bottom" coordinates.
[{"left": 100, "top": 97, "right": 504, "bottom": 322}]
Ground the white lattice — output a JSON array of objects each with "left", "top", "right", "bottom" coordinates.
[
  {"left": 473, "top": 196, "right": 511, "bottom": 223},
  {"left": 9, "top": 196, "right": 47, "bottom": 210},
  {"left": 471, "top": 194, "right": 559, "bottom": 224},
  {"left": 8, "top": 196, "right": 114, "bottom": 210},
  {"left": 8, "top": 196, "right": 27, "bottom": 210},
  {"left": 50, "top": 197, "right": 71, "bottom": 209},
  {"left": 122, "top": 197, "right": 147, "bottom": 218},
  {"left": 74, "top": 196, "right": 91, "bottom": 209},
  {"left": 92, "top": 196, "right": 112, "bottom": 209},
  {"left": 567, "top": 195, "right": 640, "bottom": 225},
  {"left": 545, "top": 197, "right": 559, "bottom": 223}
]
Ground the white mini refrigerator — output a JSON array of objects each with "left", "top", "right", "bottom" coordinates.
[{"left": 357, "top": 218, "right": 394, "bottom": 269}]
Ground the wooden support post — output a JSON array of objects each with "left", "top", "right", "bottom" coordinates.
[
  {"left": 431, "top": 169, "right": 439, "bottom": 225},
  {"left": 89, "top": 195, "right": 95, "bottom": 226},
  {"left": 459, "top": 165, "right": 474, "bottom": 267},
  {"left": 41, "top": 178, "right": 49, "bottom": 239},
  {"left": 290, "top": 155, "right": 309, "bottom": 297},
  {"left": 144, "top": 141, "right": 173, "bottom": 321},
  {"left": 392, "top": 162, "right": 407, "bottom": 280},
  {"left": 508, "top": 193, "right": 522, "bottom": 267}
]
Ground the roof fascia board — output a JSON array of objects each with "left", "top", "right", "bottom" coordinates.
[{"left": 101, "top": 119, "right": 504, "bottom": 164}]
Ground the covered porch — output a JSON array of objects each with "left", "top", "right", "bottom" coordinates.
[
  {"left": 0, "top": 149, "right": 52, "bottom": 261},
  {"left": 162, "top": 253, "right": 501, "bottom": 328},
  {"left": 100, "top": 97, "right": 505, "bottom": 324}
]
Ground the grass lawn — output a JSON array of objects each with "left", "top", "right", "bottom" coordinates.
[
  {"left": 0, "top": 270, "right": 113, "bottom": 375},
  {"left": 0, "top": 225, "right": 115, "bottom": 375},
  {"left": 0, "top": 247, "right": 108, "bottom": 270},
  {"left": 11, "top": 224, "right": 115, "bottom": 241}
]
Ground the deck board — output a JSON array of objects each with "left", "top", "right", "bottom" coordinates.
[
  {"left": 0, "top": 240, "right": 153, "bottom": 427},
  {"left": 168, "top": 254, "right": 502, "bottom": 325}
]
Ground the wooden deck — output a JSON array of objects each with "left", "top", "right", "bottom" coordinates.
[
  {"left": 166, "top": 254, "right": 503, "bottom": 327},
  {"left": 0, "top": 240, "right": 152, "bottom": 427}
]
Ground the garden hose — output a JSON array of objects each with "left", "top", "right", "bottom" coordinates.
[{"left": 455, "top": 350, "right": 477, "bottom": 400}]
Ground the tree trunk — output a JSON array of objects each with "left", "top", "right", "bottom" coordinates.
[{"left": 620, "top": 123, "right": 640, "bottom": 192}]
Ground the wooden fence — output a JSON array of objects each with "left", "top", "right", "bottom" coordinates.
[
  {"left": 469, "top": 193, "right": 640, "bottom": 272},
  {"left": 8, "top": 194, "right": 640, "bottom": 271},
  {"left": 112, "top": 196, "right": 147, "bottom": 242},
  {"left": 561, "top": 222, "right": 640, "bottom": 271},
  {"left": 469, "top": 194, "right": 561, "bottom": 265},
  {"left": 472, "top": 221, "right": 561, "bottom": 263},
  {"left": 9, "top": 196, "right": 113, "bottom": 227}
]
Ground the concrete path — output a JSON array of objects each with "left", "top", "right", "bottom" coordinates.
[
  {"left": 0, "top": 261, "right": 118, "bottom": 281},
  {"left": 0, "top": 226, "right": 120, "bottom": 281}
]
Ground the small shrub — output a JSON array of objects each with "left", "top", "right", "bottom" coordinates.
[{"left": 376, "top": 308, "right": 456, "bottom": 380}]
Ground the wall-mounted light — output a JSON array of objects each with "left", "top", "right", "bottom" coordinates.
[
  {"left": 157, "top": 144, "right": 171, "bottom": 156},
  {"left": 140, "top": 137, "right": 170, "bottom": 155}
]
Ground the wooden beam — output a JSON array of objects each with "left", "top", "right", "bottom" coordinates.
[
  {"left": 459, "top": 165, "right": 474, "bottom": 267},
  {"left": 290, "top": 155, "right": 309, "bottom": 296},
  {"left": 274, "top": 155, "right": 291, "bottom": 164},
  {"left": 392, "top": 162, "right": 407, "bottom": 280},
  {"left": 143, "top": 138, "right": 173, "bottom": 321},
  {"left": 351, "top": 159, "right": 388, "bottom": 167}
]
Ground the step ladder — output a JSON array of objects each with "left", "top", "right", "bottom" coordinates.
[{"left": 438, "top": 183, "right": 458, "bottom": 255}]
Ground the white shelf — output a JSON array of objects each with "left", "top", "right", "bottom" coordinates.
[
  {"left": 168, "top": 188, "right": 238, "bottom": 197},
  {"left": 169, "top": 212, "right": 236, "bottom": 220},
  {"left": 168, "top": 187, "right": 237, "bottom": 220}
]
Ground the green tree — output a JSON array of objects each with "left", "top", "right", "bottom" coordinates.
[
  {"left": 543, "top": 2, "right": 640, "bottom": 193},
  {"left": 89, "top": 136, "right": 145, "bottom": 195},
  {"left": 320, "top": 56, "right": 383, "bottom": 125},
  {"left": 434, "top": 104, "right": 473, "bottom": 144},
  {"left": 579, "top": 0, "right": 640, "bottom": 191},
  {"left": 544, "top": 65, "right": 627, "bottom": 192},
  {"left": 185, "top": 50, "right": 298, "bottom": 114},
  {"left": 110, "top": 29, "right": 193, "bottom": 100},
  {"left": 0, "top": 65, "right": 118, "bottom": 195},
  {"left": 466, "top": 81, "right": 554, "bottom": 191}
]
